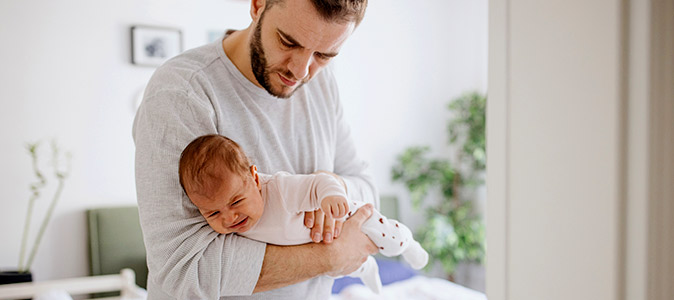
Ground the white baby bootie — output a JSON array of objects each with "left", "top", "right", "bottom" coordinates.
[
  {"left": 402, "top": 240, "right": 429, "bottom": 270},
  {"left": 334, "top": 255, "right": 382, "bottom": 294},
  {"left": 360, "top": 255, "right": 382, "bottom": 294},
  {"left": 348, "top": 255, "right": 382, "bottom": 294}
]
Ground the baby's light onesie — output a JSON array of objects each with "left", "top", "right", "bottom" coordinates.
[{"left": 239, "top": 172, "right": 429, "bottom": 294}]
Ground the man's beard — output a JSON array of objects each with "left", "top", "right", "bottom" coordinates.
[{"left": 249, "top": 16, "right": 305, "bottom": 99}]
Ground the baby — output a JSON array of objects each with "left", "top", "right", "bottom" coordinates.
[{"left": 178, "top": 134, "right": 429, "bottom": 293}]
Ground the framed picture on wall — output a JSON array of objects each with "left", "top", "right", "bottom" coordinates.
[{"left": 131, "top": 25, "right": 183, "bottom": 67}]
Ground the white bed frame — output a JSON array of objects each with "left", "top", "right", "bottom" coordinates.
[{"left": 0, "top": 268, "right": 141, "bottom": 300}]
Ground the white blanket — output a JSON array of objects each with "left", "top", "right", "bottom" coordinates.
[{"left": 330, "top": 276, "right": 487, "bottom": 300}]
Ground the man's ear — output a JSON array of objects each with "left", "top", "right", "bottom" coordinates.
[
  {"left": 250, "top": 0, "right": 266, "bottom": 22},
  {"left": 250, "top": 165, "right": 261, "bottom": 189}
]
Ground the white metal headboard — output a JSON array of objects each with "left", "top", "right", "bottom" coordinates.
[{"left": 0, "top": 268, "right": 143, "bottom": 300}]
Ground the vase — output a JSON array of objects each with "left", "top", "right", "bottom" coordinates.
[{"left": 0, "top": 270, "right": 32, "bottom": 285}]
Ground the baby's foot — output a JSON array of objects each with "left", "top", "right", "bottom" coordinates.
[{"left": 402, "top": 240, "right": 429, "bottom": 270}]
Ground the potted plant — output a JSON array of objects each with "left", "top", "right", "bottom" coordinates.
[
  {"left": 0, "top": 141, "right": 71, "bottom": 284},
  {"left": 392, "top": 91, "right": 486, "bottom": 281}
]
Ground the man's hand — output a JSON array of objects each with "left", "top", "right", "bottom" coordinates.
[
  {"left": 321, "top": 196, "right": 348, "bottom": 219},
  {"left": 305, "top": 170, "right": 348, "bottom": 244},
  {"left": 304, "top": 209, "right": 344, "bottom": 243},
  {"left": 324, "top": 204, "right": 378, "bottom": 277}
]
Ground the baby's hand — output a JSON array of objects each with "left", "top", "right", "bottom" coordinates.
[{"left": 321, "top": 196, "right": 349, "bottom": 219}]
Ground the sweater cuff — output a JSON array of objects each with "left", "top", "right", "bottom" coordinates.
[
  {"left": 342, "top": 175, "right": 380, "bottom": 210},
  {"left": 221, "top": 235, "right": 266, "bottom": 296}
]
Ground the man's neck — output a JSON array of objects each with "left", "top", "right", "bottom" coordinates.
[{"left": 222, "top": 28, "right": 262, "bottom": 88}]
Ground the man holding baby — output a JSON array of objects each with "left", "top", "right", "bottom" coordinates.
[{"left": 133, "top": 0, "right": 380, "bottom": 299}]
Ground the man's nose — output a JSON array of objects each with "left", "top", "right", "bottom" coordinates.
[{"left": 287, "top": 51, "right": 313, "bottom": 81}]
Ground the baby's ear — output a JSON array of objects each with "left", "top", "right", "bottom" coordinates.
[{"left": 250, "top": 165, "right": 261, "bottom": 188}]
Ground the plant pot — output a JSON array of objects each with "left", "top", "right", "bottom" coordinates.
[{"left": 0, "top": 270, "right": 32, "bottom": 285}]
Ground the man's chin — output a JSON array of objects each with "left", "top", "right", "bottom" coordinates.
[{"left": 268, "top": 86, "right": 297, "bottom": 99}]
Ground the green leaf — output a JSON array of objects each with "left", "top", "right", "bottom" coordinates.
[{"left": 391, "top": 91, "right": 487, "bottom": 277}]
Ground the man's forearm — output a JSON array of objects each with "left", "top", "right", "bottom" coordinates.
[{"left": 253, "top": 243, "right": 330, "bottom": 293}]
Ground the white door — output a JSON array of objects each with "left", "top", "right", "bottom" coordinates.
[{"left": 486, "top": 1, "right": 674, "bottom": 299}]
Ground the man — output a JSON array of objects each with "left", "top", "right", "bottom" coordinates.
[{"left": 132, "top": 0, "right": 379, "bottom": 299}]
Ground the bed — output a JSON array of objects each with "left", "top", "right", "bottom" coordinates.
[
  {"left": 0, "top": 268, "right": 483, "bottom": 300},
  {"left": 331, "top": 275, "right": 487, "bottom": 300},
  {"left": 330, "top": 257, "right": 486, "bottom": 300}
]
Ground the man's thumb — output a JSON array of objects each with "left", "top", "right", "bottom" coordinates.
[{"left": 349, "top": 203, "right": 373, "bottom": 226}]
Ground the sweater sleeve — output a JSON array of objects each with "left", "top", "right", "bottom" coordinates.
[
  {"left": 327, "top": 70, "right": 380, "bottom": 209},
  {"left": 132, "top": 85, "right": 265, "bottom": 298},
  {"left": 273, "top": 172, "right": 347, "bottom": 213}
]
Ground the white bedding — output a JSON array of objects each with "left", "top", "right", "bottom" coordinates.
[{"left": 330, "top": 276, "right": 487, "bottom": 300}]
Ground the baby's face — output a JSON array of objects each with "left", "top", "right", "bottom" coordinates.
[{"left": 189, "top": 167, "right": 264, "bottom": 234}]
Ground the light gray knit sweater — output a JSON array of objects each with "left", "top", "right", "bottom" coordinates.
[{"left": 132, "top": 39, "right": 378, "bottom": 299}]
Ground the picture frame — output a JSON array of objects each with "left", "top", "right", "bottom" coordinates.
[{"left": 130, "top": 25, "right": 183, "bottom": 67}]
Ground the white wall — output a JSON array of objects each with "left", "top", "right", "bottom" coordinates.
[{"left": 0, "top": 0, "right": 487, "bottom": 281}]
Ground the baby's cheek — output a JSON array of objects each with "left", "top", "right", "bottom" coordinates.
[
  {"left": 213, "top": 226, "right": 227, "bottom": 234},
  {"left": 207, "top": 219, "right": 226, "bottom": 234}
]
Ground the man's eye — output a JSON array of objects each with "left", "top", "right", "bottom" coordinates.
[{"left": 279, "top": 37, "right": 294, "bottom": 48}]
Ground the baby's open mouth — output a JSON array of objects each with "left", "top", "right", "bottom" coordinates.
[{"left": 229, "top": 217, "right": 248, "bottom": 229}]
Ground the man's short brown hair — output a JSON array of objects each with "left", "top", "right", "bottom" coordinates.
[
  {"left": 179, "top": 134, "right": 252, "bottom": 198},
  {"left": 267, "top": 0, "right": 368, "bottom": 26}
]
